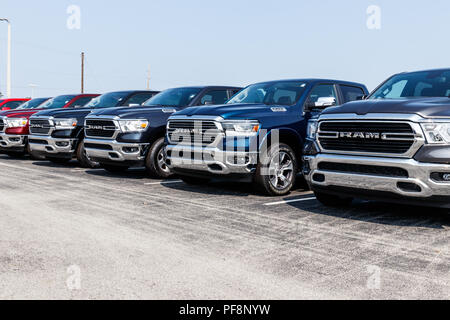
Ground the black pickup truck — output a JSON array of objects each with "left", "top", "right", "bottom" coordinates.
[
  {"left": 304, "top": 68, "right": 450, "bottom": 208},
  {"left": 84, "top": 86, "right": 241, "bottom": 177},
  {"left": 28, "top": 90, "right": 158, "bottom": 167}
]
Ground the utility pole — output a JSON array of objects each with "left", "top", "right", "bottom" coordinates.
[
  {"left": 0, "top": 19, "right": 11, "bottom": 98},
  {"left": 146, "top": 65, "right": 150, "bottom": 90},
  {"left": 81, "top": 52, "right": 85, "bottom": 93}
]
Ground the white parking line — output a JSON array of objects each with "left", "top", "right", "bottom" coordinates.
[
  {"left": 144, "top": 180, "right": 184, "bottom": 185},
  {"left": 264, "top": 197, "right": 317, "bottom": 206}
]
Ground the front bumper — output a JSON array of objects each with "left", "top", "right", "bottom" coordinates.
[
  {"left": 165, "top": 144, "right": 257, "bottom": 176},
  {"left": 84, "top": 138, "right": 148, "bottom": 165},
  {"left": 0, "top": 133, "right": 27, "bottom": 151},
  {"left": 304, "top": 153, "right": 450, "bottom": 201},
  {"left": 28, "top": 135, "right": 77, "bottom": 158}
]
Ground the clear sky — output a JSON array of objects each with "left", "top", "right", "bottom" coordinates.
[{"left": 0, "top": 0, "right": 449, "bottom": 98}]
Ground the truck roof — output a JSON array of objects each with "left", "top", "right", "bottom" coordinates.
[{"left": 251, "top": 78, "right": 366, "bottom": 87}]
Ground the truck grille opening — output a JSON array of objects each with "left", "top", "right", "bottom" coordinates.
[
  {"left": 317, "top": 162, "right": 409, "bottom": 178},
  {"left": 167, "top": 120, "right": 222, "bottom": 146},
  {"left": 318, "top": 121, "right": 415, "bottom": 154},
  {"left": 29, "top": 119, "right": 53, "bottom": 135},
  {"left": 85, "top": 119, "right": 117, "bottom": 138}
]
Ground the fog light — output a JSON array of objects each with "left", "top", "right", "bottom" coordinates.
[
  {"left": 431, "top": 172, "right": 450, "bottom": 182},
  {"left": 55, "top": 141, "right": 70, "bottom": 147},
  {"left": 122, "top": 147, "right": 139, "bottom": 153},
  {"left": 9, "top": 137, "right": 20, "bottom": 142}
]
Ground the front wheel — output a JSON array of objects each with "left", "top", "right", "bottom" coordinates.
[
  {"left": 314, "top": 191, "right": 353, "bottom": 207},
  {"left": 100, "top": 164, "right": 129, "bottom": 173},
  {"left": 254, "top": 143, "right": 298, "bottom": 196},
  {"left": 76, "top": 140, "right": 98, "bottom": 168},
  {"left": 145, "top": 137, "right": 173, "bottom": 179}
]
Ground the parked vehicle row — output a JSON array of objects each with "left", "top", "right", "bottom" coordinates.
[{"left": 1, "top": 68, "right": 450, "bottom": 209}]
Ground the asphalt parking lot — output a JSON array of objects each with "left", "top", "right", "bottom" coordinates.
[{"left": 0, "top": 154, "right": 449, "bottom": 300}]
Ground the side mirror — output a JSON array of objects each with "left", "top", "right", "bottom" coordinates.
[
  {"left": 2, "top": 107, "right": 10, "bottom": 111},
  {"left": 128, "top": 103, "right": 140, "bottom": 107},
  {"left": 315, "top": 97, "right": 336, "bottom": 108},
  {"left": 356, "top": 95, "right": 367, "bottom": 101},
  {"left": 203, "top": 100, "right": 214, "bottom": 106}
]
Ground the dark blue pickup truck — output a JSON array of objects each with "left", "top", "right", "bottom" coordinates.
[
  {"left": 84, "top": 86, "right": 242, "bottom": 177},
  {"left": 28, "top": 90, "right": 158, "bottom": 167},
  {"left": 165, "top": 79, "right": 368, "bottom": 196}
]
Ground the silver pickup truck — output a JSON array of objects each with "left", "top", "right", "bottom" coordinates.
[{"left": 304, "top": 68, "right": 450, "bottom": 208}]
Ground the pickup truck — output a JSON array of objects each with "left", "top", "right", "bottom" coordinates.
[
  {"left": 28, "top": 91, "right": 158, "bottom": 167},
  {"left": 304, "top": 68, "right": 450, "bottom": 208},
  {"left": 0, "top": 98, "right": 31, "bottom": 111},
  {"left": 84, "top": 86, "right": 241, "bottom": 177},
  {"left": 0, "top": 94, "right": 98, "bottom": 156},
  {"left": 165, "top": 79, "right": 368, "bottom": 196}
]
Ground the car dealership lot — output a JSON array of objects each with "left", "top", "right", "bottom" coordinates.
[{"left": 0, "top": 154, "right": 449, "bottom": 300}]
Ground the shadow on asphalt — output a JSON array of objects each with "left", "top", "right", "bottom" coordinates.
[
  {"left": 287, "top": 198, "right": 450, "bottom": 229},
  {"left": 31, "top": 160, "right": 80, "bottom": 168},
  {"left": 84, "top": 167, "right": 151, "bottom": 180},
  {"left": 163, "top": 175, "right": 310, "bottom": 197}
]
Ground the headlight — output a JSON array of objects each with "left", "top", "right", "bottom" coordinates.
[
  {"left": 420, "top": 122, "right": 450, "bottom": 144},
  {"left": 118, "top": 119, "right": 148, "bottom": 133},
  {"left": 54, "top": 118, "right": 77, "bottom": 130},
  {"left": 6, "top": 118, "right": 28, "bottom": 128},
  {"left": 307, "top": 119, "right": 318, "bottom": 139},
  {"left": 222, "top": 121, "right": 260, "bottom": 136}
]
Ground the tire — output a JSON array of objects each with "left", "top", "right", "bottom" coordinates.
[
  {"left": 180, "top": 175, "right": 210, "bottom": 185},
  {"left": 47, "top": 157, "right": 71, "bottom": 164},
  {"left": 254, "top": 143, "right": 298, "bottom": 196},
  {"left": 145, "top": 137, "right": 173, "bottom": 179},
  {"left": 100, "top": 164, "right": 129, "bottom": 173},
  {"left": 314, "top": 191, "right": 353, "bottom": 207},
  {"left": 76, "top": 139, "right": 98, "bottom": 168}
]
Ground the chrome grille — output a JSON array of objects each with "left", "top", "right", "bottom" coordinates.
[
  {"left": 85, "top": 119, "right": 117, "bottom": 138},
  {"left": 29, "top": 118, "right": 53, "bottom": 135},
  {"left": 0, "top": 118, "right": 4, "bottom": 132},
  {"left": 167, "top": 120, "right": 222, "bottom": 146},
  {"left": 318, "top": 121, "right": 416, "bottom": 155}
]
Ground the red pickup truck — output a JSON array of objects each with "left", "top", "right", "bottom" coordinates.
[
  {"left": 0, "top": 94, "right": 99, "bottom": 156},
  {"left": 0, "top": 98, "right": 31, "bottom": 111}
]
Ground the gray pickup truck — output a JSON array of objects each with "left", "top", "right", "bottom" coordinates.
[{"left": 304, "top": 68, "right": 450, "bottom": 208}]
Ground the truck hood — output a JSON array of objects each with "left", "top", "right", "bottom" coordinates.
[
  {"left": 89, "top": 106, "right": 183, "bottom": 119},
  {"left": 1, "top": 109, "right": 41, "bottom": 118},
  {"left": 175, "top": 103, "right": 279, "bottom": 120},
  {"left": 32, "top": 107, "right": 94, "bottom": 118},
  {"left": 322, "top": 97, "right": 450, "bottom": 118}
]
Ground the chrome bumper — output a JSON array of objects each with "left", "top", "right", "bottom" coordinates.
[
  {"left": 165, "top": 144, "right": 257, "bottom": 175},
  {"left": 304, "top": 153, "right": 450, "bottom": 198},
  {"left": 28, "top": 135, "right": 76, "bottom": 154},
  {"left": 84, "top": 138, "right": 147, "bottom": 162},
  {"left": 0, "top": 133, "right": 26, "bottom": 148}
]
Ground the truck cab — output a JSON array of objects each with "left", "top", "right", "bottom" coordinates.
[
  {"left": 28, "top": 91, "right": 158, "bottom": 167},
  {"left": 165, "top": 79, "right": 368, "bottom": 196},
  {"left": 84, "top": 86, "right": 241, "bottom": 176},
  {"left": 0, "top": 94, "right": 98, "bottom": 156}
]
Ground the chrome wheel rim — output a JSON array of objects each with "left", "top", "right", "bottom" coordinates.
[
  {"left": 268, "top": 151, "right": 294, "bottom": 190},
  {"left": 157, "top": 148, "right": 170, "bottom": 173}
]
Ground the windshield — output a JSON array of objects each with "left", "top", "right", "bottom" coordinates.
[
  {"left": 83, "top": 92, "right": 129, "bottom": 109},
  {"left": 144, "top": 88, "right": 201, "bottom": 107},
  {"left": 227, "top": 81, "right": 308, "bottom": 106},
  {"left": 370, "top": 70, "right": 450, "bottom": 100},
  {"left": 16, "top": 98, "right": 50, "bottom": 110},
  {"left": 39, "top": 95, "right": 76, "bottom": 109}
]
